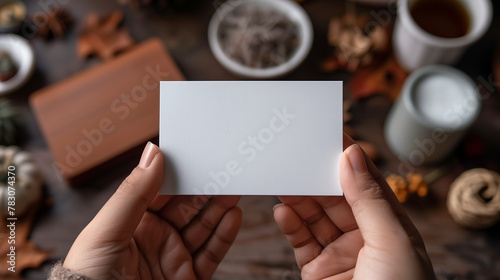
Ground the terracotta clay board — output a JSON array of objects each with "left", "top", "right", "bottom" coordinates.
[{"left": 30, "top": 38, "right": 185, "bottom": 182}]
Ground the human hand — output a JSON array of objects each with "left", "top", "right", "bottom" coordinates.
[
  {"left": 274, "top": 133, "right": 435, "bottom": 280},
  {"left": 63, "top": 142, "right": 242, "bottom": 280}
]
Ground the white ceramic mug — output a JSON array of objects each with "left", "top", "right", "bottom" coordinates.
[
  {"left": 393, "top": 0, "right": 492, "bottom": 71},
  {"left": 385, "top": 65, "right": 481, "bottom": 165}
]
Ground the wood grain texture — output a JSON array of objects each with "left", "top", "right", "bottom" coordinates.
[{"left": 29, "top": 38, "right": 185, "bottom": 181}]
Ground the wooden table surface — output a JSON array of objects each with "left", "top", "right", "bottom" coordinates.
[{"left": 7, "top": 0, "right": 500, "bottom": 279}]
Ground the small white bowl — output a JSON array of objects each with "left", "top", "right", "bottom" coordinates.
[
  {"left": 208, "top": 0, "right": 313, "bottom": 79},
  {"left": 0, "top": 34, "right": 35, "bottom": 95}
]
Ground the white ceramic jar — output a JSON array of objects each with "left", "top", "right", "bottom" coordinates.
[
  {"left": 385, "top": 65, "right": 481, "bottom": 164},
  {"left": 393, "top": 0, "right": 492, "bottom": 71}
]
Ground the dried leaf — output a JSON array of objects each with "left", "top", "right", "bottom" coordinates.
[
  {"left": 0, "top": 201, "right": 51, "bottom": 277},
  {"left": 77, "top": 10, "right": 135, "bottom": 60},
  {"left": 322, "top": 12, "right": 389, "bottom": 73},
  {"left": 0, "top": 241, "right": 52, "bottom": 277},
  {"left": 349, "top": 55, "right": 408, "bottom": 101},
  {"left": 319, "top": 55, "right": 346, "bottom": 72}
]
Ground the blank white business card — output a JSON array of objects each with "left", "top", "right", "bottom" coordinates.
[{"left": 159, "top": 81, "right": 343, "bottom": 195}]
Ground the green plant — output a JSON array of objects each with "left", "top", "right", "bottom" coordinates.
[{"left": 0, "top": 98, "right": 25, "bottom": 146}]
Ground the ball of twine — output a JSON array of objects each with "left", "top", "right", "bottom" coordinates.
[{"left": 447, "top": 168, "right": 500, "bottom": 229}]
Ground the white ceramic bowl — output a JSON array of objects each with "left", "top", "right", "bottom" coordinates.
[
  {"left": 208, "top": 0, "right": 313, "bottom": 79},
  {"left": 0, "top": 34, "right": 35, "bottom": 95}
]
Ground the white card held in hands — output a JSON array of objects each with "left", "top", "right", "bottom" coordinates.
[{"left": 159, "top": 81, "right": 343, "bottom": 195}]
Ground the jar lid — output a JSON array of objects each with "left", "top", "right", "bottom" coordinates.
[{"left": 403, "top": 65, "right": 480, "bottom": 130}]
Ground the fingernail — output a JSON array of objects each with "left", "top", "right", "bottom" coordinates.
[
  {"left": 139, "top": 142, "right": 156, "bottom": 168},
  {"left": 273, "top": 203, "right": 284, "bottom": 211},
  {"left": 346, "top": 144, "right": 368, "bottom": 173}
]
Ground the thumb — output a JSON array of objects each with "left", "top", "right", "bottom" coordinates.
[
  {"left": 86, "top": 142, "right": 164, "bottom": 243},
  {"left": 340, "top": 144, "right": 407, "bottom": 247}
]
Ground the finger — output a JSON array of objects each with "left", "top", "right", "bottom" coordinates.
[
  {"left": 133, "top": 212, "right": 193, "bottom": 279},
  {"left": 277, "top": 196, "right": 341, "bottom": 246},
  {"left": 313, "top": 196, "right": 358, "bottom": 233},
  {"left": 182, "top": 196, "right": 241, "bottom": 253},
  {"left": 85, "top": 142, "right": 164, "bottom": 243},
  {"left": 148, "top": 194, "right": 173, "bottom": 212},
  {"left": 156, "top": 195, "right": 212, "bottom": 230},
  {"left": 343, "top": 133, "right": 404, "bottom": 212},
  {"left": 301, "top": 230, "right": 362, "bottom": 279},
  {"left": 193, "top": 207, "right": 243, "bottom": 280},
  {"left": 273, "top": 204, "right": 323, "bottom": 268},
  {"left": 340, "top": 144, "right": 409, "bottom": 247},
  {"left": 343, "top": 134, "right": 426, "bottom": 248}
]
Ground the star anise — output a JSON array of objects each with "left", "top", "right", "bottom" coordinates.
[{"left": 31, "top": 8, "right": 74, "bottom": 39}]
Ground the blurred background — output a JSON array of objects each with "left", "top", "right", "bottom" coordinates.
[{"left": 0, "top": 0, "right": 499, "bottom": 279}]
